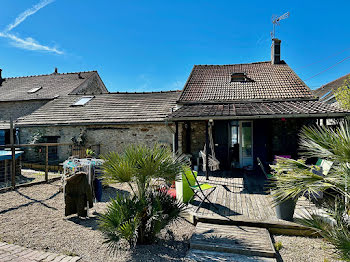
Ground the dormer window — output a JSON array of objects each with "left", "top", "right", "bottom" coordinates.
[
  {"left": 27, "top": 86, "right": 42, "bottom": 93},
  {"left": 72, "top": 96, "right": 94, "bottom": 106},
  {"left": 231, "top": 72, "right": 249, "bottom": 82}
]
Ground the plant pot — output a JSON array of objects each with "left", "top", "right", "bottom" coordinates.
[{"left": 275, "top": 198, "right": 296, "bottom": 221}]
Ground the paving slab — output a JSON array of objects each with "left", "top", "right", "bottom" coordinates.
[{"left": 0, "top": 242, "right": 81, "bottom": 262}]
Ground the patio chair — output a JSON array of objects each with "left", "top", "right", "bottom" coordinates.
[
  {"left": 257, "top": 157, "right": 272, "bottom": 179},
  {"left": 182, "top": 168, "right": 218, "bottom": 213}
]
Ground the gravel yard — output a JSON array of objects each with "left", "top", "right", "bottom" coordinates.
[
  {"left": 0, "top": 181, "right": 194, "bottom": 262},
  {"left": 273, "top": 235, "right": 341, "bottom": 262}
]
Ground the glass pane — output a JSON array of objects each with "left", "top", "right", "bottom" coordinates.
[
  {"left": 242, "top": 122, "right": 252, "bottom": 157},
  {"left": 231, "top": 126, "right": 238, "bottom": 146}
]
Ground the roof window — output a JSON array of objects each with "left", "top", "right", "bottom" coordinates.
[
  {"left": 231, "top": 73, "right": 250, "bottom": 82},
  {"left": 27, "top": 86, "right": 42, "bottom": 93},
  {"left": 72, "top": 96, "right": 94, "bottom": 106}
]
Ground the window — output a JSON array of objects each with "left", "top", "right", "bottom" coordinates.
[
  {"left": 230, "top": 72, "right": 252, "bottom": 82},
  {"left": 72, "top": 96, "right": 94, "bottom": 106},
  {"left": 27, "top": 86, "right": 42, "bottom": 93}
]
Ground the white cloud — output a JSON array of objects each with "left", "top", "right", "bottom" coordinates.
[
  {"left": 0, "top": 0, "right": 63, "bottom": 55},
  {"left": 4, "top": 0, "right": 55, "bottom": 33},
  {"left": 0, "top": 32, "right": 63, "bottom": 54}
]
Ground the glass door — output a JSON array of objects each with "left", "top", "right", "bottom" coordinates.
[{"left": 240, "top": 121, "right": 253, "bottom": 169}]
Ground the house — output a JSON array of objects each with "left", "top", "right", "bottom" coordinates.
[
  {"left": 16, "top": 91, "right": 180, "bottom": 162},
  {"left": 313, "top": 72, "right": 350, "bottom": 106},
  {"left": 167, "top": 39, "right": 350, "bottom": 173},
  {"left": 0, "top": 69, "right": 108, "bottom": 144}
]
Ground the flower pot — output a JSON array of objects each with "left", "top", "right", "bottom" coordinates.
[{"left": 275, "top": 198, "right": 296, "bottom": 221}]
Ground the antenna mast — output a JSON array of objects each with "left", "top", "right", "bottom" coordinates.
[{"left": 271, "top": 12, "right": 289, "bottom": 39}]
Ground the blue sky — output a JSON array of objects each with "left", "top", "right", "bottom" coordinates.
[{"left": 0, "top": 0, "right": 349, "bottom": 92}]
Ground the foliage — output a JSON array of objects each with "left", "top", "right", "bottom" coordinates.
[
  {"left": 99, "top": 144, "right": 189, "bottom": 251},
  {"left": 98, "top": 190, "right": 186, "bottom": 250},
  {"left": 270, "top": 122, "right": 350, "bottom": 260},
  {"left": 274, "top": 241, "right": 283, "bottom": 251},
  {"left": 334, "top": 76, "right": 350, "bottom": 110},
  {"left": 86, "top": 148, "right": 95, "bottom": 157},
  {"left": 101, "top": 144, "right": 188, "bottom": 198}
]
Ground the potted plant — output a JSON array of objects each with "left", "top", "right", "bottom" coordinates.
[
  {"left": 86, "top": 148, "right": 95, "bottom": 159},
  {"left": 269, "top": 158, "right": 320, "bottom": 221}
]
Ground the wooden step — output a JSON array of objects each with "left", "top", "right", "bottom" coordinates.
[
  {"left": 186, "top": 249, "right": 277, "bottom": 262},
  {"left": 190, "top": 222, "right": 276, "bottom": 258}
]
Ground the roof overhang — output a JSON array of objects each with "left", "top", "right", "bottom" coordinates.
[{"left": 167, "top": 100, "right": 350, "bottom": 122}]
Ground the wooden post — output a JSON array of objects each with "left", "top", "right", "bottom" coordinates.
[
  {"left": 185, "top": 121, "right": 191, "bottom": 153},
  {"left": 205, "top": 120, "right": 209, "bottom": 180},
  {"left": 10, "top": 118, "right": 16, "bottom": 189},
  {"left": 175, "top": 122, "right": 179, "bottom": 153},
  {"left": 45, "top": 145, "right": 49, "bottom": 182}
]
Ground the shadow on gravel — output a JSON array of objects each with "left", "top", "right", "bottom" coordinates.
[
  {"left": 100, "top": 186, "right": 130, "bottom": 202},
  {"left": 0, "top": 190, "right": 59, "bottom": 214},
  {"left": 67, "top": 215, "right": 100, "bottom": 230}
]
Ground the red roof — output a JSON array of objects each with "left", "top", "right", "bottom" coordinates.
[{"left": 179, "top": 61, "right": 314, "bottom": 103}]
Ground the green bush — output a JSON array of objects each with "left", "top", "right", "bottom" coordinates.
[{"left": 98, "top": 190, "right": 185, "bottom": 250}]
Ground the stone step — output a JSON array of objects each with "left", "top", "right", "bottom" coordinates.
[
  {"left": 190, "top": 222, "right": 276, "bottom": 258},
  {"left": 186, "top": 249, "right": 277, "bottom": 262}
]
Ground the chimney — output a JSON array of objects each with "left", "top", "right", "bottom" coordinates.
[
  {"left": 271, "top": 38, "right": 281, "bottom": 64},
  {"left": 0, "top": 69, "right": 3, "bottom": 86},
  {"left": 54, "top": 67, "right": 58, "bottom": 74}
]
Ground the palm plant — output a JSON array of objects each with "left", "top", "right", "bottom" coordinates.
[
  {"left": 270, "top": 122, "right": 350, "bottom": 260},
  {"left": 98, "top": 144, "right": 188, "bottom": 249}
]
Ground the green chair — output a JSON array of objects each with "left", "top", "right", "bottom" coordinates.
[{"left": 183, "top": 168, "right": 218, "bottom": 213}]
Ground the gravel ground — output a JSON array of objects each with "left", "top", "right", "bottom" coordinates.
[
  {"left": 273, "top": 235, "right": 341, "bottom": 262},
  {"left": 0, "top": 181, "right": 194, "bottom": 262}
]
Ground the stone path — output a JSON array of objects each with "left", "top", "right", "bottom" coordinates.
[
  {"left": 186, "top": 222, "right": 277, "bottom": 261},
  {"left": 0, "top": 242, "right": 80, "bottom": 262}
]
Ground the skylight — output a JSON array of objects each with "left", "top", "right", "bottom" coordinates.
[
  {"left": 72, "top": 96, "right": 94, "bottom": 106},
  {"left": 27, "top": 86, "right": 42, "bottom": 94},
  {"left": 231, "top": 72, "right": 251, "bottom": 82}
]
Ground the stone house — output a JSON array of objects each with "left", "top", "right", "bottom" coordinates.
[
  {"left": 167, "top": 39, "right": 350, "bottom": 175},
  {"left": 0, "top": 69, "right": 108, "bottom": 144},
  {"left": 16, "top": 91, "right": 180, "bottom": 163}
]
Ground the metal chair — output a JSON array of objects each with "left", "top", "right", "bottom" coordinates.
[{"left": 183, "top": 168, "right": 218, "bottom": 213}]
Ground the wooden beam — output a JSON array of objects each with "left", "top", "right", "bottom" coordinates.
[
  {"left": 45, "top": 145, "right": 49, "bottom": 182},
  {"left": 10, "top": 119, "right": 16, "bottom": 189},
  {"left": 175, "top": 122, "right": 179, "bottom": 153},
  {"left": 205, "top": 120, "right": 209, "bottom": 180}
]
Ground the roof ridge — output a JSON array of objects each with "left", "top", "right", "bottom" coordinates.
[
  {"left": 108, "top": 90, "right": 181, "bottom": 94},
  {"left": 4, "top": 70, "right": 97, "bottom": 79},
  {"left": 194, "top": 61, "right": 277, "bottom": 67},
  {"left": 320, "top": 72, "right": 350, "bottom": 88}
]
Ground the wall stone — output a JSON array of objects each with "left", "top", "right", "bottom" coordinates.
[{"left": 19, "top": 123, "right": 174, "bottom": 162}]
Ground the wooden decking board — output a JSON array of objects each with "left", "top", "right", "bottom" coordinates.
[
  {"left": 190, "top": 222, "right": 276, "bottom": 258},
  {"left": 186, "top": 249, "right": 277, "bottom": 262}
]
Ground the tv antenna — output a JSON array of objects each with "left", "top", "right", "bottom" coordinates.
[{"left": 271, "top": 12, "right": 289, "bottom": 39}]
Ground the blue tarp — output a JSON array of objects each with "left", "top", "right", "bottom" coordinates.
[{"left": 0, "top": 150, "right": 24, "bottom": 161}]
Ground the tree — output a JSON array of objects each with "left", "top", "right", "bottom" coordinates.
[{"left": 334, "top": 76, "right": 350, "bottom": 110}]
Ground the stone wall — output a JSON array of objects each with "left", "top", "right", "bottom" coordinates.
[
  {"left": 71, "top": 73, "right": 107, "bottom": 95},
  {"left": 0, "top": 100, "right": 48, "bottom": 121},
  {"left": 19, "top": 123, "right": 174, "bottom": 162}
]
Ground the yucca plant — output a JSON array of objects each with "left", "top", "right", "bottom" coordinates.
[
  {"left": 98, "top": 144, "right": 189, "bottom": 250},
  {"left": 270, "top": 122, "right": 350, "bottom": 260}
]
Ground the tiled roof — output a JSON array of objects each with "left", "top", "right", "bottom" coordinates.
[
  {"left": 313, "top": 73, "right": 350, "bottom": 102},
  {"left": 0, "top": 121, "right": 10, "bottom": 130},
  {"left": 17, "top": 91, "right": 181, "bottom": 126},
  {"left": 0, "top": 71, "right": 106, "bottom": 102},
  {"left": 168, "top": 100, "right": 349, "bottom": 120},
  {"left": 179, "top": 61, "right": 315, "bottom": 103}
]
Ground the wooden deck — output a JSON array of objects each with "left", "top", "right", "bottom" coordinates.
[{"left": 187, "top": 171, "right": 318, "bottom": 234}]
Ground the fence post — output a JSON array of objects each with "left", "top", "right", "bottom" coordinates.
[
  {"left": 45, "top": 145, "right": 49, "bottom": 182},
  {"left": 10, "top": 118, "right": 16, "bottom": 189}
]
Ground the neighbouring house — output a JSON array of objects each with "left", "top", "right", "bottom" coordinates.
[
  {"left": 313, "top": 72, "right": 350, "bottom": 106},
  {"left": 167, "top": 39, "right": 350, "bottom": 174},
  {"left": 16, "top": 91, "right": 180, "bottom": 163},
  {"left": 0, "top": 68, "right": 108, "bottom": 145}
]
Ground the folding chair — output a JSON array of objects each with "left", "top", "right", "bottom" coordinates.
[
  {"left": 182, "top": 168, "right": 218, "bottom": 213},
  {"left": 257, "top": 157, "right": 272, "bottom": 179}
]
